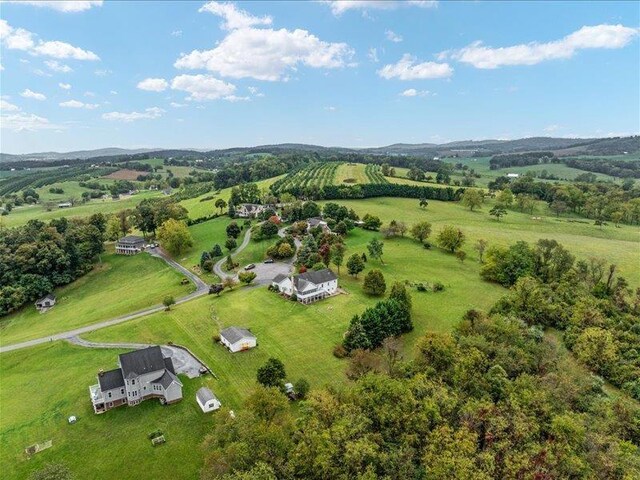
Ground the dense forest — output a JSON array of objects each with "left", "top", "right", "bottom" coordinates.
[
  {"left": 489, "top": 152, "right": 557, "bottom": 169},
  {"left": 0, "top": 216, "right": 106, "bottom": 315},
  {"left": 564, "top": 157, "right": 640, "bottom": 179}
]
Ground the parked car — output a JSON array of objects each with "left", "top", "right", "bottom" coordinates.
[
  {"left": 244, "top": 263, "right": 256, "bottom": 270},
  {"left": 264, "top": 258, "right": 274, "bottom": 264}
]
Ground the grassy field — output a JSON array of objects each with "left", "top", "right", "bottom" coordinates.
[
  {"left": 2, "top": 192, "right": 638, "bottom": 479},
  {"left": 322, "top": 197, "right": 640, "bottom": 286},
  {"left": 3, "top": 190, "right": 163, "bottom": 228},
  {"left": 0, "top": 342, "right": 212, "bottom": 480},
  {"left": 335, "top": 162, "right": 369, "bottom": 184},
  {"left": 0, "top": 251, "right": 193, "bottom": 346}
]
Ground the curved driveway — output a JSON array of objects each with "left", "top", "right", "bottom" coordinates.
[{"left": 0, "top": 247, "right": 209, "bottom": 354}]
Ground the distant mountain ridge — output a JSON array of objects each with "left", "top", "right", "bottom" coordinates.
[{"left": 1, "top": 136, "right": 637, "bottom": 163}]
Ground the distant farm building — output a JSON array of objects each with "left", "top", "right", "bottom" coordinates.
[
  {"left": 306, "top": 217, "right": 331, "bottom": 234},
  {"left": 116, "top": 235, "right": 145, "bottom": 255},
  {"left": 220, "top": 327, "right": 257, "bottom": 353},
  {"left": 196, "top": 387, "right": 221, "bottom": 413},
  {"left": 57, "top": 202, "right": 72, "bottom": 208},
  {"left": 506, "top": 173, "right": 520, "bottom": 178},
  {"left": 35, "top": 294, "right": 56, "bottom": 312}
]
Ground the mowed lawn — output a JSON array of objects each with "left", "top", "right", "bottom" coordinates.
[
  {"left": 0, "top": 342, "right": 213, "bottom": 480},
  {"left": 322, "top": 197, "right": 640, "bottom": 286},
  {"left": 0, "top": 252, "right": 193, "bottom": 346},
  {"left": 335, "top": 163, "right": 369, "bottom": 184}
]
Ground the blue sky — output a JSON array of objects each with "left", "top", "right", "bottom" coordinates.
[{"left": 1, "top": 1, "right": 638, "bottom": 153}]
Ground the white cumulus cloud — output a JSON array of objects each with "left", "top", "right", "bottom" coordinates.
[
  {"left": 45, "top": 60, "right": 72, "bottom": 72},
  {"left": 385, "top": 30, "right": 403, "bottom": 43},
  {"left": 0, "top": 99, "right": 20, "bottom": 111},
  {"left": 59, "top": 82, "right": 71, "bottom": 90},
  {"left": 0, "top": 112, "right": 59, "bottom": 131},
  {"left": 441, "top": 24, "right": 639, "bottom": 69},
  {"left": 137, "top": 77, "right": 169, "bottom": 92},
  {"left": 324, "top": 1, "right": 437, "bottom": 16},
  {"left": 59, "top": 99, "right": 99, "bottom": 109},
  {"left": 0, "top": 20, "right": 99, "bottom": 60},
  {"left": 199, "top": 1, "right": 272, "bottom": 30},
  {"left": 378, "top": 54, "right": 452, "bottom": 80},
  {"left": 400, "top": 88, "right": 430, "bottom": 97},
  {"left": 170, "top": 74, "right": 236, "bottom": 101},
  {"left": 2, "top": 1, "right": 103, "bottom": 12},
  {"left": 368, "top": 47, "right": 379, "bottom": 63},
  {"left": 20, "top": 88, "right": 46, "bottom": 100},
  {"left": 102, "top": 107, "right": 165, "bottom": 122},
  {"left": 175, "top": 27, "right": 355, "bottom": 81}
]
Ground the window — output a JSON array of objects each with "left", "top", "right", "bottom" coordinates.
[
  {"left": 121, "top": 388, "right": 124, "bottom": 394},
  {"left": 108, "top": 392, "right": 112, "bottom": 398},
  {"left": 132, "top": 379, "right": 135, "bottom": 385}
]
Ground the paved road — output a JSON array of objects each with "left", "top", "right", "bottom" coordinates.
[
  {"left": 0, "top": 249, "right": 210, "bottom": 354},
  {"left": 67, "top": 336, "right": 206, "bottom": 378}
]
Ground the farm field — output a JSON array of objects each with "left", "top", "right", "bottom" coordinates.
[
  {"left": 0, "top": 251, "right": 193, "bottom": 347},
  {"left": 335, "top": 162, "right": 369, "bottom": 184},
  {"left": 1, "top": 190, "right": 163, "bottom": 228}
]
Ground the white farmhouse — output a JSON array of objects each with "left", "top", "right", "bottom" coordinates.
[
  {"left": 196, "top": 387, "right": 221, "bottom": 413},
  {"left": 272, "top": 268, "right": 338, "bottom": 304},
  {"left": 220, "top": 327, "right": 257, "bottom": 353},
  {"left": 236, "top": 203, "right": 267, "bottom": 218}
]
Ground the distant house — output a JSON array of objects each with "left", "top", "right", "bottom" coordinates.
[
  {"left": 506, "top": 173, "right": 520, "bottom": 178},
  {"left": 58, "top": 202, "right": 72, "bottom": 208},
  {"left": 307, "top": 217, "right": 331, "bottom": 234},
  {"left": 237, "top": 203, "right": 266, "bottom": 218},
  {"left": 220, "top": 327, "right": 257, "bottom": 353},
  {"left": 272, "top": 268, "right": 338, "bottom": 304},
  {"left": 89, "top": 346, "right": 183, "bottom": 414},
  {"left": 149, "top": 184, "right": 159, "bottom": 191},
  {"left": 116, "top": 235, "right": 145, "bottom": 255},
  {"left": 35, "top": 294, "right": 56, "bottom": 311},
  {"left": 196, "top": 387, "right": 221, "bottom": 413}
]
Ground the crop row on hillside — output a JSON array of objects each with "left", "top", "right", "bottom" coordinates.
[
  {"left": 271, "top": 162, "right": 339, "bottom": 193},
  {"left": 364, "top": 164, "right": 388, "bottom": 184},
  {"left": 0, "top": 166, "right": 116, "bottom": 196}
]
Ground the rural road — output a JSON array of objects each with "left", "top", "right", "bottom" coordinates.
[{"left": 0, "top": 248, "right": 210, "bottom": 354}]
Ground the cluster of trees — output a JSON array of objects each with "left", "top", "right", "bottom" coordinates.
[
  {"left": 229, "top": 183, "right": 261, "bottom": 206},
  {"left": 343, "top": 282, "right": 413, "bottom": 351},
  {"left": 265, "top": 236, "right": 296, "bottom": 260},
  {"left": 489, "top": 175, "right": 640, "bottom": 225},
  {"left": 489, "top": 152, "right": 556, "bottom": 169},
  {"left": 132, "top": 198, "right": 189, "bottom": 238},
  {"left": 482, "top": 239, "right": 639, "bottom": 399},
  {"left": 564, "top": 157, "right": 640, "bottom": 179},
  {"left": 200, "top": 301, "right": 639, "bottom": 479},
  {"left": 274, "top": 182, "right": 462, "bottom": 202},
  {"left": 295, "top": 231, "right": 346, "bottom": 274},
  {"left": 200, "top": 244, "right": 224, "bottom": 272},
  {"left": 0, "top": 215, "right": 106, "bottom": 315}
]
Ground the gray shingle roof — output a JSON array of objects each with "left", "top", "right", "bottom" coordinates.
[
  {"left": 307, "top": 217, "right": 325, "bottom": 226},
  {"left": 196, "top": 387, "right": 218, "bottom": 404},
  {"left": 220, "top": 326, "right": 255, "bottom": 344},
  {"left": 119, "top": 346, "right": 167, "bottom": 379},
  {"left": 118, "top": 235, "right": 145, "bottom": 245},
  {"left": 36, "top": 294, "right": 56, "bottom": 304},
  {"left": 153, "top": 369, "right": 182, "bottom": 388},
  {"left": 98, "top": 368, "right": 125, "bottom": 391},
  {"left": 295, "top": 268, "right": 337, "bottom": 285},
  {"left": 272, "top": 273, "right": 289, "bottom": 284}
]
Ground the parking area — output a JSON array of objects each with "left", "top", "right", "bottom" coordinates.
[{"left": 249, "top": 261, "right": 292, "bottom": 285}]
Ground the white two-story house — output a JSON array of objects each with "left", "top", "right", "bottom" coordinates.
[
  {"left": 89, "top": 346, "right": 183, "bottom": 414},
  {"left": 236, "top": 203, "right": 267, "bottom": 218},
  {"left": 272, "top": 268, "right": 338, "bottom": 304}
]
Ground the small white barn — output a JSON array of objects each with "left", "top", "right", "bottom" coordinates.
[
  {"left": 220, "top": 327, "right": 257, "bottom": 353},
  {"left": 506, "top": 173, "right": 520, "bottom": 178},
  {"left": 272, "top": 274, "right": 294, "bottom": 296},
  {"left": 196, "top": 387, "right": 221, "bottom": 413}
]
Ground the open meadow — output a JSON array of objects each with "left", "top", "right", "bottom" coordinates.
[{"left": 0, "top": 251, "right": 193, "bottom": 346}]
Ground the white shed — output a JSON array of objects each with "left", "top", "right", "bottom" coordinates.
[
  {"left": 196, "top": 387, "right": 221, "bottom": 413},
  {"left": 220, "top": 327, "right": 257, "bottom": 353}
]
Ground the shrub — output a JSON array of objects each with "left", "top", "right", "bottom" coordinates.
[
  {"left": 423, "top": 241, "right": 432, "bottom": 249},
  {"left": 333, "top": 344, "right": 348, "bottom": 358},
  {"left": 416, "top": 283, "right": 427, "bottom": 292},
  {"left": 212, "top": 334, "right": 220, "bottom": 343},
  {"left": 432, "top": 282, "right": 445, "bottom": 292}
]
